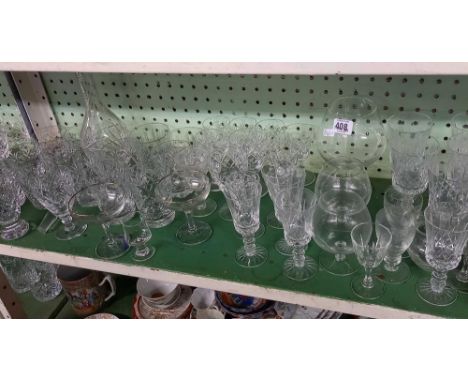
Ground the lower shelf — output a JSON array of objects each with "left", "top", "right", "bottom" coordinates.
[{"left": 0, "top": 178, "right": 465, "bottom": 319}]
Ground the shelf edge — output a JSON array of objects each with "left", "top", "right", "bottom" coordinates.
[{"left": 0, "top": 243, "right": 439, "bottom": 319}]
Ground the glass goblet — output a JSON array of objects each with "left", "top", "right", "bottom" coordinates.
[
  {"left": 157, "top": 169, "right": 212, "bottom": 245},
  {"left": 351, "top": 222, "right": 392, "bottom": 300},
  {"left": 387, "top": 112, "right": 434, "bottom": 195},
  {"left": 416, "top": 207, "right": 468, "bottom": 306},
  {"left": 319, "top": 96, "right": 385, "bottom": 167},
  {"left": 30, "top": 261, "right": 62, "bottom": 302},
  {"left": 0, "top": 255, "right": 39, "bottom": 294},
  {"left": 0, "top": 175, "right": 29, "bottom": 240},
  {"left": 282, "top": 189, "right": 317, "bottom": 281},
  {"left": 312, "top": 189, "right": 371, "bottom": 276},
  {"left": 123, "top": 213, "right": 155, "bottom": 262},
  {"left": 375, "top": 209, "right": 415, "bottom": 284},
  {"left": 315, "top": 158, "right": 372, "bottom": 205},
  {"left": 69, "top": 183, "right": 135, "bottom": 259},
  {"left": 220, "top": 171, "right": 268, "bottom": 268}
]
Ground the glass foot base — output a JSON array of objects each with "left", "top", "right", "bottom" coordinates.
[
  {"left": 448, "top": 270, "right": 468, "bottom": 293},
  {"left": 132, "top": 246, "right": 156, "bottom": 262},
  {"left": 56, "top": 223, "right": 87, "bottom": 241},
  {"left": 305, "top": 171, "right": 316, "bottom": 187},
  {"left": 96, "top": 236, "right": 130, "bottom": 260},
  {"left": 416, "top": 278, "right": 457, "bottom": 306},
  {"left": 320, "top": 254, "right": 357, "bottom": 276},
  {"left": 283, "top": 256, "right": 317, "bottom": 281},
  {"left": 351, "top": 275, "right": 385, "bottom": 300},
  {"left": 275, "top": 238, "right": 294, "bottom": 256},
  {"left": 379, "top": 262, "right": 411, "bottom": 285},
  {"left": 267, "top": 212, "right": 283, "bottom": 230},
  {"left": 235, "top": 244, "right": 268, "bottom": 268},
  {"left": 176, "top": 221, "right": 212, "bottom": 245},
  {"left": 146, "top": 210, "right": 175, "bottom": 229},
  {"left": 1, "top": 219, "right": 29, "bottom": 241},
  {"left": 192, "top": 198, "right": 217, "bottom": 218},
  {"left": 218, "top": 203, "right": 232, "bottom": 222}
]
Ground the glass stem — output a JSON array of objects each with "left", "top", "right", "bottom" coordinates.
[
  {"left": 456, "top": 251, "right": 468, "bottom": 283},
  {"left": 335, "top": 253, "right": 346, "bottom": 262},
  {"left": 101, "top": 223, "right": 116, "bottom": 245},
  {"left": 135, "top": 244, "right": 150, "bottom": 257},
  {"left": 292, "top": 245, "right": 306, "bottom": 268},
  {"left": 242, "top": 235, "right": 256, "bottom": 257},
  {"left": 197, "top": 201, "right": 207, "bottom": 210},
  {"left": 185, "top": 212, "right": 197, "bottom": 233},
  {"left": 362, "top": 267, "right": 374, "bottom": 289},
  {"left": 431, "top": 271, "right": 447, "bottom": 294},
  {"left": 57, "top": 212, "right": 76, "bottom": 232}
]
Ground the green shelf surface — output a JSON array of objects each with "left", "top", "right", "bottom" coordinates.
[
  {"left": 18, "top": 291, "right": 67, "bottom": 319},
  {"left": 2, "top": 177, "right": 468, "bottom": 319}
]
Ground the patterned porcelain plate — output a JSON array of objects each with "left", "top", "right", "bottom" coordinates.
[{"left": 132, "top": 285, "right": 192, "bottom": 319}]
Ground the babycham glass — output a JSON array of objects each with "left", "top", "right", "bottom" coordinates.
[
  {"left": 123, "top": 214, "right": 155, "bottom": 262},
  {"left": 351, "top": 222, "right": 392, "bottom": 300}
]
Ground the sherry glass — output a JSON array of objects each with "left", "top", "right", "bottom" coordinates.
[
  {"left": 157, "top": 169, "right": 212, "bottom": 245},
  {"left": 375, "top": 209, "right": 415, "bottom": 284},
  {"left": 351, "top": 222, "right": 392, "bottom": 300},
  {"left": 69, "top": 183, "right": 135, "bottom": 259},
  {"left": 220, "top": 170, "right": 268, "bottom": 268},
  {"left": 387, "top": 112, "right": 434, "bottom": 195},
  {"left": 319, "top": 96, "right": 386, "bottom": 167},
  {"left": 0, "top": 168, "right": 29, "bottom": 240},
  {"left": 123, "top": 213, "right": 155, "bottom": 262},
  {"left": 312, "top": 189, "right": 371, "bottom": 276},
  {"left": 315, "top": 158, "right": 372, "bottom": 205},
  {"left": 416, "top": 207, "right": 468, "bottom": 306},
  {"left": 281, "top": 188, "right": 317, "bottom": 281}
]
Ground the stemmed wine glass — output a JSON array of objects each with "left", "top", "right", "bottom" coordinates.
[
  {"left": 281, "top": 188, "right": 317, "bottom": 281},
  {"left": 351, "top": 222, "right": 392, "bottom": 300},
  {"left": 312, "top": 189, "right": 371, "bottom": 276},
  {"left": 220, "top": 169, "right": 268, "bottom": 268},
  {"left": 416, "top": 207, "right": 468, "bottom": 306},
  {"left": 69, "top": 182, "right": 135, "bottom": 259},
  {"left": 386, "top": 112, "right": 434, "bottom": 195},
  {"left": 157, "top": 169, "right": 212, "bottom": 245},
  {"left": 375, "top": 209, "right": 415, "bottom": 284}
]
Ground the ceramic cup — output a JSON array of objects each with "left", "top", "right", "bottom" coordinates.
[
  {"left": 57, "top": 265, "right": 116, "bottom": 317},
  {"left": 136, "top": 278, "right": 180, "bottom": 308},
  {"left": 191, "top": 288, "right": 224, "bottom": 319}
]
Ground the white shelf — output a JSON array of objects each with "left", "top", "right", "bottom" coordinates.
[
  {"left": 0, "top": 243, "right": 437, "bottom": 319},
  {"left": 1, "top": 62, "right": 468, "bottom": 75}
]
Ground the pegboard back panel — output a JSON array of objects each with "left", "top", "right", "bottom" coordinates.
[
  {"left": 41, "top": 73, "right": 468, "bottom": 178},
  {"left": 0, "top": 73, "right": 27, "bottom": 128}
]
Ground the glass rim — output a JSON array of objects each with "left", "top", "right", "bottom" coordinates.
[
  {"left": 387, "top": 111, "right": 434, "bottom": 134},
  {"left": 424, "top": 207, "right": 468, "bottom": 233}
]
